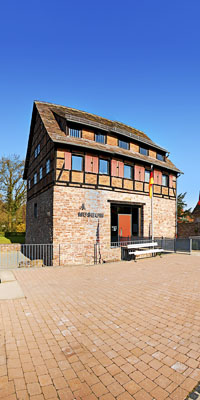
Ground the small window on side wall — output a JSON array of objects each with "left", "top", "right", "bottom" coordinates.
[
  {"left": 46, "top": 159, "right": 50, "bottom": 174},
  {"left": 28, "top": 179, "right": 31, "bottom": 189},
  {"left": 124, "top": 165, "right": 133, "bottom": 179},
  {"left": 162, "top": 174, "right": 169, "bottom": 187},
  {"left": 99, "top": 159, "right": 109, "bottom": 175},
  {"left": 72, "top": 155, "right": 83, "bottom": 171},
  {"left": 39, "top": 166, "right": 43, "bottom": 180},
  {"left": 34, "top": 172, "right": 37, "bottom": 185},
  {"left": 34, "top": 203, "right": 38, "bottom": 218}
]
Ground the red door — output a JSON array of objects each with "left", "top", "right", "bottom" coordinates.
[{"left": 118, "top": 214, "right": 132, "bottom": 238}]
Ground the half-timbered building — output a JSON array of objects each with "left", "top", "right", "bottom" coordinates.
[{"left": 23, "top": 101, "right": 181, "bottom": 264}]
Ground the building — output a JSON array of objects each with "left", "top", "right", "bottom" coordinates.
[
  {"left": 178, "top": 194, "right": 200, "bottom": 238},
  {"left": 23, "top": 101, "right": 181, "bottom": 264}
]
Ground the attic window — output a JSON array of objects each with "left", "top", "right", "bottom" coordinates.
[
  {"left": 69, "top": 128, "right": 81, "bottom": 138},
  {"left": 34, "top": 144, "right": 40, "bottom": 158}
]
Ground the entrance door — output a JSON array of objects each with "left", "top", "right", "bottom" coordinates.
[{"left": 118, "top": 214, "right": 132, "bottom": 238}]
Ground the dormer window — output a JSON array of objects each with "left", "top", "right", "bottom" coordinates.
[
  {"left": 95, "top": 133, "right": 105, "bottom": 144},
  {"left": 157, "top": 153, "right": 164, "bottom": 161},
  {"left": 69, "top": 128, "right": 81, "bottom": 138},
  {"left": 140, "top": 147, "right": 148, "bottom": 156},
  {"left": 119, "top": 139, "right": 129, "bottom": 150}
]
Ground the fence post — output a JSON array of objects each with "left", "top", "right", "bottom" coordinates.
[{"left": 189, "top": 238, "right": 192, "bottom": 254}]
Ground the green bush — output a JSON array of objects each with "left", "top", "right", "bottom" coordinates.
[
  {"left": 0, "top": 236, "right": 11, "bottom": 244},
  {"left": 0, "top": 232, "right": 25, "bottom": 244}
]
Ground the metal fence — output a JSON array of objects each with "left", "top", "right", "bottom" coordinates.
[
  {"left": 0, "top": 237, "right": 198, "bottom": 268},
  {"left": 190, "top": 236, "right": 200, "bottom": 251},
  {"left": 0, "top": 244, "right": 54, "bottom": 269}
]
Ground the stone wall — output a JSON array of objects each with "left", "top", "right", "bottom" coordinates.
[
  {"left": 52, "top": 186, "right": 176, "bottom": 265},
  {"left": 26, "top": 187, "right": 53, "bottom": 244},
  {"left": 178, "top": 222, "right": 200, "bottom": 238}
]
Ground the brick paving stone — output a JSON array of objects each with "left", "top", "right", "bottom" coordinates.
[
  {"left": 91, "top": 382, "right": 108, "bottom": 397},
  {"left": 134, "top": 388, "right": 153, "bottom": 400},
  {"left": 27, "top": 383, "right": 41, "bottom": 396},
  {"left": 16, "top": 391, "right": 29, "bottom": 400},
  {"left": 116, "top": 392, "right": 133, "bottom": 400},
  {"left": 42, "top": 385, "right": 57, "bottom": 399},
  {"left": 151, "top": 385, "right": 169, "bottom": 399},
  {"left": 2, "top": 254, "right": 200, "bottom": 399},
  {"left": 123, "top": 380, "right": 140, "bottom": 395},
  {"left": 107, "top": 381, "right": 125, "bottom": 397}
]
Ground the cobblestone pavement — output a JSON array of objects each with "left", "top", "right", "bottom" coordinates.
[{"left": 0, "top": 253, "right": 200, "bottom": 400}]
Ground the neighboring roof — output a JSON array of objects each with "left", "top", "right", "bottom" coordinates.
[
  {"left": 24, "top": 101, "right": 182, "bottom": 178},
  {"left": 192, "top": 194, "right": 200, "bottom": 217}
]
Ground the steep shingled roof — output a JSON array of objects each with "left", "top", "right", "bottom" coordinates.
[
  {"left": 192, "top": 194, "right": 200, "bottom": 218},
  {"left": 24, "top": 101, "right": 182, "bottom": 178}
]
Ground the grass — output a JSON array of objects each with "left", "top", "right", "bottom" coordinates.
[{"left": 0, "top": 236, "right": 11, "bottom": 244}]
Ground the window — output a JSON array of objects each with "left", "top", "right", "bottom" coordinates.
[
  {"left": 34, "top": 203, "right": 38, "bottom": 219},
  {"left": 34, "top": 172, "right": 37, "bottom": 185},
  {"left": 99, "top": 159, "right": 109, "bottom": 175},
  {"left": 34, "top": 144, "right": 40, "bottom": 158},
  {"left": 28, "top": 179, "right": 31, "bottom": 189},
  {"left": 46, "top": 159, "right": 50, "bottom": 174},
  {"left": 72, "top": 155, "right": 83, "bottom": 171},
  {"left": 124, "top": 165, "right": 133, "bottom": 179},
  {"left": 140, "top": 147, "right": 148, "bottom": 156},
  {"left": 119, "top": 140, "right": 129, "bottom": 150},
  {"left": 95, "top": 133, "right": 105, "bottom": 144},
  {"left": 69, "top": 128, "right": 81, "bottom": 138},
  {"left": 162, "top": 174, "right": 169, "bottom": 187},
  {"left": 145, "top": 170, "right": 150, "bottom": 183},
  {"left": 39, "top": 166, "right": 43, "bottom": 180},
  {"left": 157, "top": 153, "right": 164, "bottom": 161}
]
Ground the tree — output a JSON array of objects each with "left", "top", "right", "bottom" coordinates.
[
  {"left": 177, "top": 192, "right": 192, "bottom": 222},
  {"left": 0, "top": 155, "right": 26, "bottom": 231}
]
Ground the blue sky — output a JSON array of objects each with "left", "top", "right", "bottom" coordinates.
[{"left": 0, "top": 0, "right": 199, "bottom": 209}]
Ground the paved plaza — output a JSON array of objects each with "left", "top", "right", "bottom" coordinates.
[{"left": 0, "top": 254, "right": 200, "bottom": 399}]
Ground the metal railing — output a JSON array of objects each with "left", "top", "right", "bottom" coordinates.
[
  {"left": 0, "top": 244, "right": 54, "bottom": 269},
  {"left": 0, "top": 237, "right": 197, "bottom": 268}
]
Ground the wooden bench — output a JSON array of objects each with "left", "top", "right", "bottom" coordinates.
[{"left": 123, "top": 242, "right": 164, "bottom": 260}]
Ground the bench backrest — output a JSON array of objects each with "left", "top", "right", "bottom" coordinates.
[{"left": 127, "top": 242, "right": 158, "bottom": 249}]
